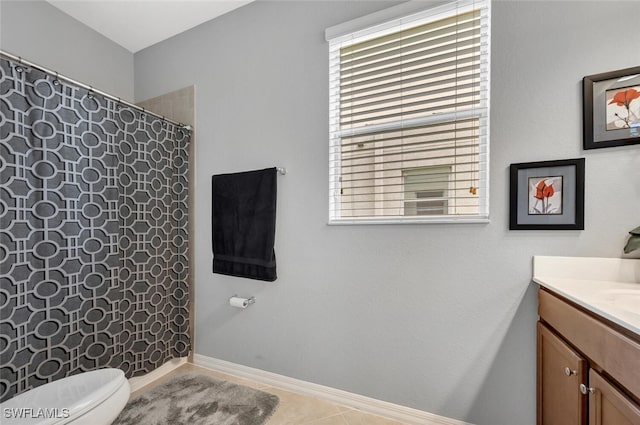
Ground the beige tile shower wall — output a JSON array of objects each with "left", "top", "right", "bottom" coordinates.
[
  {"left": 138, "top": 86, "right": 195, "bottom": 127},
  {"left": 138, "top": 86, "right": 196, "bottom": 362}
]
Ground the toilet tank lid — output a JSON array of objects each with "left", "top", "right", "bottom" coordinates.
[{"left": 0, "top": 368, "right": 127, "bottom": 425}]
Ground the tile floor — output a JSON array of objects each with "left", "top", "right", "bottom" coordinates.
[{"left": 131, "top": 363, "right": 409, "bottom": 425}]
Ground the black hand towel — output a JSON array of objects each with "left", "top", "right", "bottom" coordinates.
[{"left": 212, "top": 168, "right": 277, "bottom": 281}]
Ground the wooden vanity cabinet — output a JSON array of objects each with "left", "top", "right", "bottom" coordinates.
[{"left": 537, "top": 288, "right": 640, "bottom": 425}]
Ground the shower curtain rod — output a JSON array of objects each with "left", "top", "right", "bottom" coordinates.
[{"left": 0, "top": 50, "right": 191, "bottom": 130}]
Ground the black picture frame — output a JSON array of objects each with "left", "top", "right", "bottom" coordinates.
[
  {"left": 509, "top": 159, "right": 585, "bottom": 230},
  {"left": 583, "top": 66, "right": 640, "bottom": 150}
]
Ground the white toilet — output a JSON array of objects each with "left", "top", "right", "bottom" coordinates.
[{"left": 0, "top": 368, "right": 130, "bottom": 425}]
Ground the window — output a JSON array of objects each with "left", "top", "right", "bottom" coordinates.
[
  {"left": 403, "top": 166, "right": 451, "bottom": 216},
  {"left": 327, "top": 0, "right": 490, "bottom": 224}
]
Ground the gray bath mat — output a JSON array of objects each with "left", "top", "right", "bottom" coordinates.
[{"left": 114, "top": 372, "right": 279, "bottom": 425}]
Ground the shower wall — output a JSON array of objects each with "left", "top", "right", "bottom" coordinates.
[{"left": 0, "top": 57, "right": 190, "bottom": 402}]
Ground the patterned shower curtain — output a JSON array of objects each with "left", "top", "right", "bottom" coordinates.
[{"left": 0, "top": 57, "right": 190, "bottom": 402}]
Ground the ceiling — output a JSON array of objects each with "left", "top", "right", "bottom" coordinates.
[{"left": 46, "top": 0, "right": 253, "bottom": 53}]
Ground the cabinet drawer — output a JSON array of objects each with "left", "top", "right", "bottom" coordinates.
[{"left": 538, "top": 288, "right": 640, "bottom": 398}]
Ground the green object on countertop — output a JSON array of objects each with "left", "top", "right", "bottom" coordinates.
[{"left": 623, "top": 225, "right": 640, "bottom": 254}]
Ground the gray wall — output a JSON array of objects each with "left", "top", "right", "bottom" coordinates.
[
  {"left": 0, "top": 0, "right": 134, "bottom": 100},
  {"left": 134, "top": 2, "right": 640, "bottom": 424}
]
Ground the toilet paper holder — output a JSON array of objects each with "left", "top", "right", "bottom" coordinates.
[{"left": 230, "top": 295, "right": 256, "bottom": 306}]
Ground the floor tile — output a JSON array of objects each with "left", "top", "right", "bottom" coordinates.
[
  {"left": 342, "top": 409, "right": 407, "bottom": 425},
  {"left": 264, "top": 387, "right": 343, "bottom": 425},
  {"left": 304, "top": 413, "right": 349, "bottom": 425},
  {"left": 130, "top": 364, "right": 409, "bottom": 425},
  {"left": 334, "top": 404, "right": 353, "bottom": 413}
]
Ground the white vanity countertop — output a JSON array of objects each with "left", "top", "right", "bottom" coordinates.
[{"left": 533, "top": 256, "right": 640, "bottom": 337}]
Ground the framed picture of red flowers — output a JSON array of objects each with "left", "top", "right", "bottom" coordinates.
[
  {"left": 509, "top": 159, "right": 585, "bottom": 230},
  {"left": 583, "top": 66, "right": 640, "bottom": 149}
]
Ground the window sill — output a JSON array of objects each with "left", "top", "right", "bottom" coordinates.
[{"left": 327, "top": 215, "right": 490, "bottom": 225}]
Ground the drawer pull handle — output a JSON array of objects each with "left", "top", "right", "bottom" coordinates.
[
  {"left": 564, "top": 367, "right": 577, "bottom": 376},
  {"left": 579, "top": 384, "right": 595, "bottom": 395}
]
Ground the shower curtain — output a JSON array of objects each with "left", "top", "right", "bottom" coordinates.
[{"left": 0, "top": 57, "right": 190, "bottom": 402}]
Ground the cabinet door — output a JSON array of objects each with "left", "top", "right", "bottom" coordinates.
[
  {"left": 538, "top": 322, "right": 587, "bottom": 425},
  {"left": 588, "top": 369, "right": 640, "bottom": 425}
]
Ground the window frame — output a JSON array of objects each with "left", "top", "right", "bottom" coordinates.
[{"left": 327, "top": 0, "right": 491, "bottom": 225}]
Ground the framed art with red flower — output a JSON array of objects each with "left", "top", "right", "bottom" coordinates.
[
  {"left": 584, "top": 66, "right": 640, "bottom": 149},
  {"left": 510, "top": 159, "right": 585, "bottom": 230}
]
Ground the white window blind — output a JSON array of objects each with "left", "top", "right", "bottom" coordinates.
[{"left": 327, "top": 0, "right": 490, "bottom": 224}]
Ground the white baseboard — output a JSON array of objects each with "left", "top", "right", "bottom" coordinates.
[
  {"left": 193, "top": 354, "right": 473, "bottom": 425},
  {"left": 128, "top": 357, "right": 188, "bottom": 392}
]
